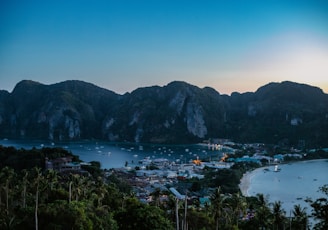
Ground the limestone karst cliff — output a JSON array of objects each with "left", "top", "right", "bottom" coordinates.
[{"left": 0, "top": 80, "right": 327, "bottom": 147}]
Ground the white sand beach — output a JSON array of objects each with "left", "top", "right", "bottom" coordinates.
[
  {"left": 239, "top": 171, "right": 251, "bottom": 196},
  {"left": 239, "top": 167, "right": 268, "bottom": 196},
  {"left": 239, "top": 159, "right": 328, "bottom": 197}
]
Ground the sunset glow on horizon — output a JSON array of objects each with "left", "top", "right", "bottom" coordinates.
[{"left": 1, "top": 0, "right": 328, "bottom": 95}]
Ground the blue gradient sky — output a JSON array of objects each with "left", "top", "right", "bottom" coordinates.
[{"left": 1, "top": 0, "right": 328, "bottom": 95}]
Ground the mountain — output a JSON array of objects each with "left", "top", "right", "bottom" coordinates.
[{"left": 0, "top": 80, "right": 327, "bottom": 147}]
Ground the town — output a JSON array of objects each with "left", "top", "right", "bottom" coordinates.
[{"left": 44, "top": 140, "right": 308, "bottom": 207}]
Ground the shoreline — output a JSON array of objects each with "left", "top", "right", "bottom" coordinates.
[
  {"left": 238, "top": 159, "right": 328, "bottom": 197},
  {"left": 239, "top": 167, "right": 267, "bottom": 196}
]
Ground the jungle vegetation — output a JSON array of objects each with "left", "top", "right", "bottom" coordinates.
[{"left": 0, "top": 145, "right": 327, "bottom": 229}]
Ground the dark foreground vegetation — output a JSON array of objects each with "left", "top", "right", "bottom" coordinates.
[{"left": 0, "top": 145, "right": 327, "bottom": 229}]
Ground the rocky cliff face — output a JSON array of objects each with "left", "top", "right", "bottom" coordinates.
[{"left": 0, "top": 80, "right": 327, "bottom": 147}]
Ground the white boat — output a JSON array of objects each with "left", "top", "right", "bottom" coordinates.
[{"left": 274, "top": 165, "right": 281, "bottom": 172}]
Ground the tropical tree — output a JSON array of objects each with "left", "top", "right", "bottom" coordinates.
[
  {"left": 228, "top": 192, "right": 248, "bottom": 228},
  {"left": 0, "top": 167, "right": 16, "bottom": 210},
  {"left": 80, "top": 175, "right": 93, "bottom": 200},
  {"left": 210, "top": 187, "right": 229, "bottom": 230},
  {"left": 114, "top": 197, "right": 174, "bottom": 230},
  {"left": 87, "top": 206, "right": 118, "bottom": 230},
  {"left": 271, "top": 200, "right": 287, "bottom": 230},
  {"left": 254, "top": 193, "right": 272, "bottom": 229},
  {"left": 67, "top": 173, "right": 91, "bottom": 203},
  {"left": 175, "top": 196, "right": 181, "bottom": 230},
  {"left": 150, "top": 188, "right": 161, "bottom": 207},
  {"left": 102, "top": 183, "right": 124, "bottom": 211},
  {"left": 187, "top": 208, "right": 214, "bottom": 230},
  {"left": 21, "top": 169, "right": 29, "bottom": 209},
  {"left": 93, "top": 176, "right": 108, "bottom": 208},
  {"left": 307, "top": 184, "right": 328, "bottom": 230},
  {"left": 0, "top": 166, "right": 19, "bottom": 230},
  {"left": 38, "top": 200, "right": 93, "bottom": 230},
  {"left": 68, "top": 174, "right": 78, "bottom": 202},
  {"left": 32, "top": 167, "right": 44, "bottom": 230},
  {"left": 44, "top": 169, "right": 59, "bottom": 191},
  {"left": 291, "top": 204, "right": 308, "bottom": 230},
  {"left": 183, "top": 192, "right": 188, "bottom": 230}
]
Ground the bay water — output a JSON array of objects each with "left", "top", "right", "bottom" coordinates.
[
  {"left": 248, "top": 159, "right": 328, "bottom": 215},
  {"left": 0, "top": 139, "right": 225, "bottom": 169}
]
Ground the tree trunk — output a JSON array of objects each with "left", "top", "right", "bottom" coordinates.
[
  {"left": 6, "top": 182, "right": 9, "bottom": 210},
  {"left": 35, "top": 182, "right": 39, "bottom": 230},
  {"left": 0, "top": 189, "right": 2, "bottom": 211},
  {"left": 176, "top": 198, "right": 179, "bottom": 230},
  {"left": 69, "top": 181, "right": 72, "bottom": 203},
  {"left": 23, "top": 185, "right": 26, "bottom": 208},
  {"left": 184, "top": 195, "right": 188, "bottom": 230},
  {"left": 216, "top": 217, "right": 219, "bottom": 230}
]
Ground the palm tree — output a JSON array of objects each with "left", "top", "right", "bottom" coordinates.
[
  {"left": 32, "top": 167, "right": 43, "bottom": 230},
  {"left": 73, "top": 174, "right": 83, "bottom": 201},
  {"left": 176, "top": 197, "right": 180, "bottom": 230},
  {"left": 229, "top": 192, "right": 247, "bottom": 228},
  {"left": 272, "top": 201, "right": 287, "bottom": 230},
  {"left": 1, "top": 215, "right": 19, "bottom": 230},
  {"left": 164, "top": 194, "right": 178, "bottom": 223},
  {"left": 68, "top": 181, "right": 72, "bottom": 203},
  {"left": 45, "top": 169, "right": 59, "bottom": 191},
  {"left": 21, "top": 169, "right": 29, "bottom": 208},
  {"left": 165, "top": 194, "right": 184, "bottom": 230},
  {"left": 306, "top": 184, "right": 328, "bottom": 230},
  {"left": 0, "top": 167, "right": 19, "bottom": 230},
  {"left": 150, "top": 188, "right": 161, "bottom": 207},
  {"left": 93, "top": 176, "right": 108, "bottom": 207},
  {"left": 210, "top": 187, "right": 228, "bottom": 230},
  {"left": 68, "top": 173, "right": 84, "bottom": 203},
  {"left": 255, "top": 193, "right": 272, "bottom": 230},
  {"left": 80, "top": 175, "right": 92, "bottom": 200},
  {"left": 291, "top": 204, "right": 307, "bottom": 230},
  {"left": 183, "top": 191, "right": 188, "bottom": 230},
  {"left": 43, "top": 169, "right": 61, "bottom": 203},
  {"left": 0, "top": 167, "right": 16, "bottom": 211}
]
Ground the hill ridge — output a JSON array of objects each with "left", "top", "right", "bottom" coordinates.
[{"left": 0, "top": 79, "right": 327, "bottom": 147}]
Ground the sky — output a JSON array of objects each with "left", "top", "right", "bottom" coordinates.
[{"left": 1, "top": 0, "right": 328, "bottom": 95}]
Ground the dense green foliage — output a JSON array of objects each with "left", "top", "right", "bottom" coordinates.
[
  {"left": 306, "top": 185, "right": 328, "bottom": 230},
  {"left": 0, "top": 146, "right": 79, "bottom": 170},
  {"left": 0, "top": 146, "right": 174, "bottom": 229},
  {"left": 0, "top": 145, "right": 328, "bottom": 229}
]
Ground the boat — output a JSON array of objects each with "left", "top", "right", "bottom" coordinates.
[{"left": 274, "top": 165, "right": 281, "bottom": 172}]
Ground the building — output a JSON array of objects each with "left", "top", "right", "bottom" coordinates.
[{"left": 46, "top": 157, "right": 81, "bottom": 172}]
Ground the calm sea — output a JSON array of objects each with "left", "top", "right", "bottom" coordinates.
[
  {"left": 0, "top": 139, "right": 226, "bottom": 169},
  {"left": 248, "top": 159, "right": 328, "bottom": 215}
]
